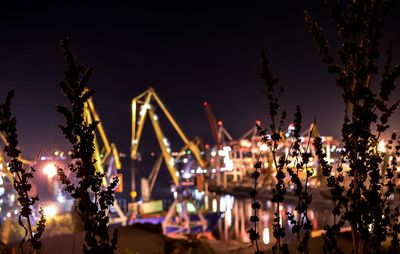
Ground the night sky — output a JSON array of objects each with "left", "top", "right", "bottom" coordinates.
[{"left": 1, "top": 1, "right": 399, "bottom": 162}]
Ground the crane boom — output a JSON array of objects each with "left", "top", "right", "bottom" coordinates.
[
  {"left": 83, "top": 94, "right": 122, "bottom": 179},
  {"left": 148, "top": 108, "right": 179, "bottom": 185},
  {"left": 203, "top": 102, "right": 233, "bottom": 146},
  {"left": 0, "top": 133, "right": 34, "bottom": 179}
]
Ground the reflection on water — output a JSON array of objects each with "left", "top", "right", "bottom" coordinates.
[{"left": 202, "top": 193, "right": 335, "bottom": 247}]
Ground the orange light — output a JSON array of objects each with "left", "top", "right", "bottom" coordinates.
[
  {"left": 263, "top": 228, "right": 270, "bottom": 244},
  {"left": 115, "top": 173, "right": 123, "bottom": 193},
  {"left": 43, "top": 204, "right": 58, "bottom": 217},
  {"left": 205, "top": 144, "right": 210, "bottom": 149},
  {"left": 256, "top": 120, "right": 261, "bottom": 126},
  {"left": 43, "top": 163, "right": 57, "bottom": 179},
  {"left": 217, "top": 121, "right": 223, "bottom": 126},
  {"left": 378, "top": 140, "right": 386, "bottom": 153}
]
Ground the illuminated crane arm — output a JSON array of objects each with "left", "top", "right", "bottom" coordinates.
[
  {"left": 0, "top": 133, "right": 34, "bottom": 173},
  {"left": 0, "top": 133, "right": 13, "bottom": 181},
  {"left": 151, "top": 89, "right": 207, "bottom": 168},
  {"left": 0, "top": 149, "right": 12, "bottom": 181},
  {"left": 0, "top": 133, "right": 34, "bottom": 166},
  {"left": 82, "top": 92, "right": 127, "bottom": 225},
  {"left": 85, "top": 98, "right": 121, "bottom": 169},
  {"left": 148, "top": 109, "right": 179, "bottom": 185},
  {"left": 83, "top": 94, "right": 122, "bottom": 187},
  {"left": 0, "top": 133, "right": 35, "bottom": 243},
  {"left": 149, "top": 88, "right": 207, "bottom": 168}
]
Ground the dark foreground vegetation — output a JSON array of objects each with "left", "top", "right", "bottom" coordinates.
[{"left": 249, "top": 1, "right": 400, "bottom": 254}]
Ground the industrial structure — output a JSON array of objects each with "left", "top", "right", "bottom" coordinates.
[
  {"left": 130, "top": 87, "right": 208, "bottom": 197},
  {"left": 126, "top": 88, "right": 340, "bottom": 236},
  {"left": 129, "top": 88, "right": 212, "bottom": 233},
  {"left": 82, "top": 93, "right": 127, "bottom": 225},
  {"left": 0, "top": 86, "right": 342, "bottom": 241}
]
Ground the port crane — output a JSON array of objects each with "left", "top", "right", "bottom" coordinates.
[
  {"left": 203, "top": 101, "right": 233, "bottom": 147},
  {"left": 83, "top": 93, "right": 127, "bottom": 225},
  {"left": 131, "top": 87, "right": 208, "bottom": 235},
  {"left": 203, "top": 101, "right": 243, "bottom": 185},
  {"left": 131, "top": 87, "right": 207, "bottom": 189}
]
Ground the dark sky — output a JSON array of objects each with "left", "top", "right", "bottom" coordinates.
[{"left": 0, "top": 1, "right": 399, "bottom": 161}]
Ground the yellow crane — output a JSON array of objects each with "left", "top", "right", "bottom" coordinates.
[
  {"left": 0, "top": 133, "right": 34, "bottom": 245},
  {"left": 0, "top": 133, "right": 34, "bottom": 169},
  {"left": 0, "top": 135, "right": 13, "bottom": 245},
  {"left": 130, "top": 88, "right": 209, "bottom": 229},
  {"left": 83, "top": 95, "right": 121, "bottom": 182},
  {"left": 0, "top": 133, "right": 14, "bottom": 182},
  {"left": 131, "top": 87, "right": 208, "bottom": 187},
  {"left": 83, "top": 92, "right": 127, "bottom": 225}
]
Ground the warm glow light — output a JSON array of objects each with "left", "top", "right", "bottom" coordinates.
[
  {"left": 259, "top": 143, "right": 268, "bottom": 152},
  {"left": 220, "top": 146, "right": 234, "bottom": 171},
  {"left": 204, "top": 195, "right": 209, "bottom": 210},
  {"left": 378, "top": 140, "right": 386, "bottom": 153},
  {"left": 43, "top": 163, "right": 57, "bottom": 179},
  {"left": 212, "top": 199, "right": 217, "bottom": 212},
  {"left": 225, "top": 208, "right": 232, "bottom": 227},
  {"left": 263, "top": 228, "right": 270, "bottom": 244},
  {"left": 240, "top": 139, "right": 252, "bottom": 148},
  {"left": 43, "top": 204, "right": 58, "bottom": 217},
  {"left": 220, "top": 196, "right": 226, "bottom": 212}
]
